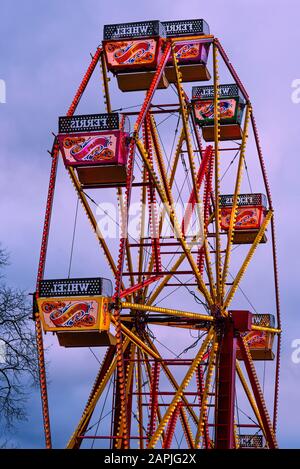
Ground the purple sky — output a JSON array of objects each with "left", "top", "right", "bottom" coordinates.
[{"left": 1, "top": 0, "right": 300, "bottom": 448}]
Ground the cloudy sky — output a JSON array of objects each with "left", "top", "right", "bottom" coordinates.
[{"left": 1, "top": 0, "right": 300, "bottom": 448}]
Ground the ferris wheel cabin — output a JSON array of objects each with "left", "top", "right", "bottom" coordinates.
[
  {"left": 162, "top": 19, "right": 211, "bottom": 83},
  {"left": 237, "top": 314, "right": 276, "bottom": 361},
  {"left": 35, "top": 278, "right": 115, "bottom": 347},
  {"left": 219, "top": 193, "right": 268, "bottom": 244},
  {"left": 192, "top": 84, "right": 246, "bottom": 141},
  {"left": 103, "top": 20, "right": 169, "bottom": 92},
  {"left": 58, "top": 113, "right": 130, "bottom": 187}
]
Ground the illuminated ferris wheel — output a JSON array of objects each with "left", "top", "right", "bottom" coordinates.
[{"left": 34, "top": 18, "right": 281, "bottom": 449}]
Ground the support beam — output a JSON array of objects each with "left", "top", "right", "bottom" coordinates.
[
  {"left": 121, "top": 302, "right": 213, "bottom": 322},
  {"left": 67, "top": 338, "right": 130, "bottom": 448},
  {"left": 111, "top": 317, "right": 160, "bottom": 360},
  {"left": 135, "top": 138, "right": 213, "bottom": 306},
  {"left": 237, "top": 335, "right": 278, "bottom": 448},
  {"left": 221, "top": 106, "right": 251, "bottom": 292},
  {"left": 148, "top": 328, "right": 214, "bottom": 448},
  {"left": 144, "top": 336, "right": 200, "bottom": 427},
  {"left": 195, "top": 341, "right": 217, "bottom": 448},
  {"left": 224, "top": 210, "right": 273, "bottom": 309},
  {"left": 72, "top": 346, "right": 116, "bottom": 449},
  {"left": 212, "top": 41, "right": 222, "bottom": 303},
  {"left": 215, "top": 320, "right": 236, "bottom": 449}
]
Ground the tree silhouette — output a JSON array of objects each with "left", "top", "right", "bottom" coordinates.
[{"left": 0, "top": 247, "right": 38, "bottom": 431}]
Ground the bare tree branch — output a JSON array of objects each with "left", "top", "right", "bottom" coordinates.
[{"left": 0, "top": 247, "right": 39, "bottom": 431}]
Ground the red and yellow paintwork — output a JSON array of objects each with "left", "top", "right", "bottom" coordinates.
[
  {"left": 167, "top": 41, "right": 209, "bottom": 65},
  {"left": 37, "top": 296, "right": 110, "bottom": 332},
  {"left": 194, "top": 98, "right": 237, "bottom": 122},
  {"left": 221, "top": 206, "right": 266, "bottom": 231},
  {"left": 239, "top": 329, "right": 274, "bottom": 352},
  {"left": 58, "top": 131, "right": 128, "bottom": 167},
  {"left": 104, "top": 38, "right": 165, "bottom": 71}
]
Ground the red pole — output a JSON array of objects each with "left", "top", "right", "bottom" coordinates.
[{"left": 215, "top": 318, "right": 237, "bottom": 449}]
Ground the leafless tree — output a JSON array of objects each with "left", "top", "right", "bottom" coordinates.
[{"left": 0, "top": 247, "right": 39, "bottom": 431}]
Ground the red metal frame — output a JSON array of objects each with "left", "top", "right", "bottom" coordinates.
[
  {"left": 215, "top": 320, "right": 237, "bottom": 449},
  {"left": 147, "top": 361, "right": 160, "bottom": 443},
  {"left": 237, "top": 335, "right": 278, "bottom": 448},
  {"left": 196, "top": 364, "right": 210, "bottom": 448}
]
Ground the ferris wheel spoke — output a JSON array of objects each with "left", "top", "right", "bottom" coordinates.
[
  {"left": 148, "top": 114, "right": 172, "bottom": 198},
  {"left": 66, "top": 338, "right": 130, "bottom": 449},
  {"left": 61, "top": 46, "right": 102, "bottom": 117},
  {"left": 221, "top": 105, "right": 251, "bottom": 296},
  {"left": 117, "top": 187, "right": 136, "bottom": 288},
  {"left": 168, "top": 128, "right": 185, "bottom": 188},
  {"left": 135, "top": 349, "right": 145, "bottom": 448},
  {"left": 171, "top": 51, "right": 197, "bottom": 192},
  {"left": 147, "top": 328, "right": 215, "bottom": 448},
  {"left": 121, "top": 302, "right": 212, "bottom": 323},
  {"left": 143, "top": 335, "right": 199, "bottom": 428},
  {"left": 237, "top": 335, "right": 278, "bottom": 448},
  {"left": 112, "top": 318, "right": 160, "bottom": 360},
  {"left": 146, "top": 358, "right": 161, "bottom": 444},
  {"left": 162, "top": 401, "right": 183, "bottom": 448},
  {"left": 144, "top": 118, "right": 163, "bottom": 274},
  {"left": 99, "top": 50, "right": 112, "bottom": 114},
  {"left": 115, "top": 343, "right": 137, "bottom": 448},
  {"left": 142, "top": 126, "right": 187, "bottom": 299},
  {"left": 250, "top": 113, "right": 282, "bottom": 432},
  {"left": 212, "top": 41, "right": 223, "bottom": 304},
  {"left": 169, "top": 107, "right": 213, "bottom": 299},
  {"left": 224, "top": 210, "right": 273, "bottom": 310},
  {"left": 195, "top": 339, "right": 218, "bottom": 447},
  {"left": 178, "top": 406, "right": 196, "bottom": 449},
  {"left": 191, "top": 150, "right": 216, "bottom": 300},
  {"left": 67, "top": 167, "right": 125, "bottom": 287},
  {"left": 135, "top": 46, "right": 172, "bottom": 134},
  {"left": 215, "top": 39, "right": 249, "bottom": 102},
  {"left": 111, "top": 340, "right": 134, "bottom": 449},
  {"left": 72, "top": 346, "right": 117, "bottom": 449},
  {"left": 141, "top": 351, "right": 166, "bottom": 446},
  {"left": 142, "top": 115, "right": 210, "bottom": 300},
  {"left": 197, "top": 151, "right": 216, "bottom": 298},
  {"left": 195, "top": 364, "right": 211, "bottom": 448},
  {"left": 137, "top": 167, "right": 148, "bottom": 286},
  {"left": 236, "top": 360, "right": 266, "bottom": 439},
  {"left": 136, "top": 138, "right": 213, "bottom": 305},
  {"left": 146, "top": 231, "right": 205, "bottom": 306},
  {"left": 151, "top": 125, "right": 185, "bottom": 250}
]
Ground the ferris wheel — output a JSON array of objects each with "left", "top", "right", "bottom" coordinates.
[{"left": 34, "top": 19, "right": 281, "bottom": 449}]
